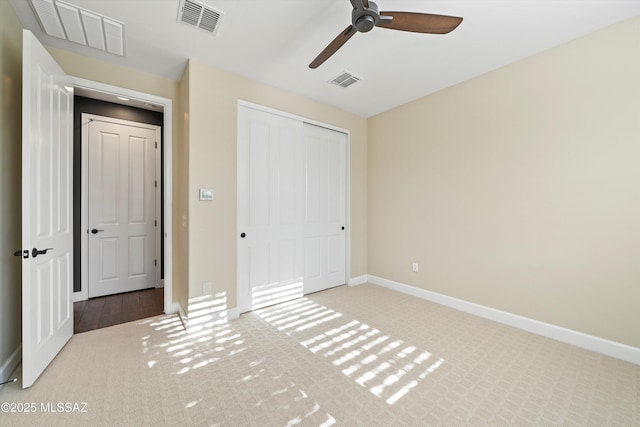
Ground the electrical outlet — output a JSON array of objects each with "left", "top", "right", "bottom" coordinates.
[
  {"left": 412, "top": 262, "right": 419, "bottom": 273},
  {"left": 203, "top": 282, "right": 212, "bottom": 294}
]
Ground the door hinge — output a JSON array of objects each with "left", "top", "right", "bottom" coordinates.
[
  {"left": 154, "top": 259, "right": 157, "bottom": 266},
  {"left": 155, "top": 219, "right": 157, "bottom": 227},
  {"left": 155, "top": 141, "right": 158, "bottom": 149},
  {"left": 155, "top": 180, "right": 157, "bottom": 188}
]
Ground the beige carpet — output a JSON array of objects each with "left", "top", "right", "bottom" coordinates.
[{"left": 1, "top": 284, "right": 638, "bottom": 426}]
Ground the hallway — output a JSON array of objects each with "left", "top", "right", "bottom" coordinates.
[{"left": 73, "top": 288, "right": 164, "bottom": 334}]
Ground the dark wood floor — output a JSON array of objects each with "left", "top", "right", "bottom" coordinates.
[{"left": 73, "top": 287, "right": 164, "bottom": 334}]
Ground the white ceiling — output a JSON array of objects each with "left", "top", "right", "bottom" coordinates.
[{"left": 9, "top": 0, "right": 640, "bottom": 118}]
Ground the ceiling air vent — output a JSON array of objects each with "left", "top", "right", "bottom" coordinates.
[
  {"left": 330, "top": 71, "right": 361, "bottom": 88},
  {"left": 30, "top": 0, "right": 125, "bottom": 56},
  {"left": 178, "top": 0, "right": 223, "bottom": 35}
]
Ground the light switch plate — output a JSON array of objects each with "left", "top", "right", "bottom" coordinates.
[{"left": 199, "top": 188, "right": 214, "bottom": 201}]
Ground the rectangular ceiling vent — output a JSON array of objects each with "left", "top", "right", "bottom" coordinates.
[
  {"left": 178, "top": 0, "right": 223, "bottom": 35},
  {"left": 30, "top": 0, "right": 125, "bottom": 56},
  {"left": 330, "top": 71, "right": 361, "bottom": 89}
]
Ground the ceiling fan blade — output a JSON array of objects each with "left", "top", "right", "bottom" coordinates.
[
  {"left": 349, "top": 0, "right": 369, "bottom": 9},
  {"left": 309, "top": 25, "right": 357, "bottom": 69},
  {"left": 377, "top": 12, "right": 463, "bottom": 34}
]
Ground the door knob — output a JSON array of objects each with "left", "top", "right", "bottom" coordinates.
[
  {"left": 240, "top": 232, "right": 246, "bottom": 238},
  {"left": 90, "top": 229, "right": 104, "bottom": 234},
  {"left": 32, "top": 247, "right": 53, "bottom": 258}
]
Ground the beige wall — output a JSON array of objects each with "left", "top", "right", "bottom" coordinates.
[
  {"left": 186, "top": 60, "right": 367, "bottom": 307},
  {"left": 368, "top": 15, "right": 640, "bottom": 348},
  {"left": 175, "top": 62, "right": 190, "bottom": 315},
  {"left": 0, "top": 0, "right": 23, "bottom": 379},
  {"left": 46, "top": 47, "right": 189, "bottom": 313},
  {"left": 47, "top": 47, "right": 178, "bottom": 101}
]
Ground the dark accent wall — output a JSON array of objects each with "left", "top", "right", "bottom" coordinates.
[{"left": 73, "top": 96, "right": 164, "bottom": 293}]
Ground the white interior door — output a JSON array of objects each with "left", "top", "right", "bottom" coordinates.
[
  {"left": 238, "top": 106, "right": 347, "bottom": 312},
  {"left": 21, "top": 30, "right": 73, "bottom": 388},
  {"left": 238, "top": 106, "right": 305, "bottom": 312},
  {"left": 87, "top": 116, "right": 159, "bottom": 298},
  {"left": 303, "top": 123, "right": 347, "bottom": 294}
]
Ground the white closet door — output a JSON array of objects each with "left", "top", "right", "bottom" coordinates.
[
  {"left": 303, "top": 123, "right": 347, "bottom": 294},
  {"left": 238, "top": 106, "right": 305, "bottom": 312},
  {"left": 87, "top": 117, "right": 159, "bottom": 297}
]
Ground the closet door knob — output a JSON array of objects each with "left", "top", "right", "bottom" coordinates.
[{"left": 240, "top": 233, "right": 246, "bottom": 238}]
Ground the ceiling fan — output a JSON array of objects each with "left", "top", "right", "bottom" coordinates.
[{"left": 309, "top": 0, "right": 463, "bottom": 69}]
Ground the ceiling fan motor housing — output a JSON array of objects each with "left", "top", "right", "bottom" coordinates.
[
  {"left": 353, "top": 0, "right": 380, "bottom": 33},
  {"left": 355, "top": 14, "right": 375, "bottom": 32}
]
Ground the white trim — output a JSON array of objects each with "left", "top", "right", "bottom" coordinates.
[
  {"left": 367, "top": 275, "right": 640, "bottom": 365},
  {"left": 163, "top": 100, "right": 173, "bottom": 315},
  {"left": 348, "top": 275, "right": 368, "bottom": 286},
  {"left": 72, "top": 291, "right": 85, "bottom": 302},
  {"left": 344, "top": 125, "right": 351, "bottom": 287},
  {"left": 154, "top": 125, "right": 162, "bottom": 292},
  {"left": 186, "top": 307, "right": 240, "bottom": 331},
  {"left": 76, "top": 111, "right": 90, "bottom": 302},
  {"left": 0, "top": 345, "right": 21, "bottom": 388},
  {"left": 81, "top": 114, "right": 162, "bottom": 298},
  {"left": 173, "top": 302, "right": 188, "bottom": 330},
  {"left": 237, "top": 100, "right": 351, "bottom": 135},
  {"left": 227, "top": 307, "right": 240, "bottom": 321},
  {"left": 69, "top": 76, "right": 173, "bottom": 315}
]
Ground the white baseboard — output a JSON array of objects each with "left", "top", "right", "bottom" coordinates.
[
  {"left": 170, "top": 301, "right": 183, "bottom": 316},
  {"left": 227, "top": 307, "right": 240, "bottom": 321},
  {"left": 176, "top": 292, "right": 240, "bottom": 332},
  {"left": 348, "top": 275, "right": 368, "bottom": 286},
  {"left": 172, "top": 302, "right": 188, "bottom": 331},
  {"left": 186, "top": 308, "right": 238, "bottom": 330},
  {"left": 366, "top": 275, "right": 640, "bottom": 366},
  {"left": 73, "top": 290, "right": 88, "bottom": 302},
  {"left": 0, "top": 345, "right": 21, "bottom": 389}
]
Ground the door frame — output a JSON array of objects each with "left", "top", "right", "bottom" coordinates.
[
  {"left": 236, "top": 100, "right": 351, "bottom": 311},
  {"left": 70, "top": 77, "right": 174, "bottom": 315},
  {"left": 81, "top": 113, "right": 162, "bottom": 298}
]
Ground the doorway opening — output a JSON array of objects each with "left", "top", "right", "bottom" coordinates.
[
  {"left": 70, "top": 83, "right": 174, "bottom": 332},
  {"left": 19, "top": 30, "right": 175, "bottom": 387}
]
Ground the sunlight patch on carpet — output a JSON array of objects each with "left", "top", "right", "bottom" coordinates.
[{"left": 255, "top": 297, "right": 444, "bottom": 405}]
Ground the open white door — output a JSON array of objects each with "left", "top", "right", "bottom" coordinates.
[{"left": 21, "top": 30, "right": 73, "bottom": 388}]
